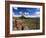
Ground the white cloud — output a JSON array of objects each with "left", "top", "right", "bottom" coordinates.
[
  {"left": 13, "top": 15, "right": 22, "bottom": 17},
  {"left": 12, "top": 12, "right": 15, "bottom": 15},
  {"left": 24, "top": 12, "right": 40, "bottom": 18},
  {"left": 35, "top": 12, "right": 40, "bottom": 15},
  {"left": 19, "top": 12, "right": 22, "bottom": 15},
  {"left": 24, "top": 12, "right": 29, "bottom": 15},
  {"left": 12, "top": 12, "right": 22, "bottom": 17},
  {"left": 14, "top": 7, "right": 18, "bottom": 10},
  {"left": 24, "top": 15, "right": 40, "bottom": 18}
]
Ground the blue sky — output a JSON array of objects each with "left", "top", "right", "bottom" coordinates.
[{"left": 12, "top": 7, "right": 40, "bottom": 16}]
